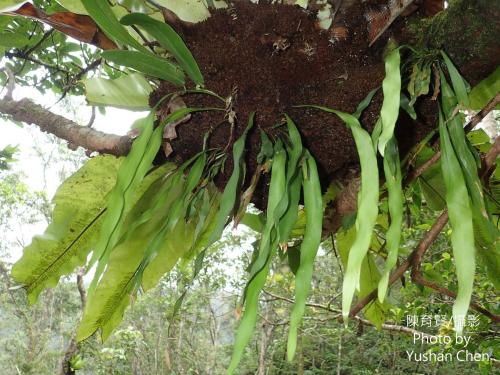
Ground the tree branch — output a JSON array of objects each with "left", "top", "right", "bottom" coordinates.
[
  {"left": 404, "top": 92, "right": 500, "bottom": 186},
  {"left": 262, "top": 289, "right": 437, "bottom": 339},
  {"left": 349, "top": 211, "right": 449, "bottom": 317},
  {"left": 0, "top": 97, "right": 132, "bottom": 156}
]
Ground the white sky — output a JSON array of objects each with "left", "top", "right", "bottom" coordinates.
[{"left": 0, "top": 86, "right": 145, "bottom": 262}]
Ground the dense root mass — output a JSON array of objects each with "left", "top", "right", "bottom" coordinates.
[{"left": 150, "top": 2, "right": 434, "bottom": 205}]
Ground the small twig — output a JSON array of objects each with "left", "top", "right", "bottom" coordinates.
[
  {"left": 5, "top": 50, "right": 69, "bottom": 74},
  {"left": 411, "top": 272, "right": 500, "bottom": 323},
  {"left": 86, "top": 106, "right": 96, "bottom": 128},
  {"left": 262, "top": 290, "right": 437, "bottom": 339},
  {"left": 404, "top": 92, "right": 500, "bottom": 186},
  {"left": 24, "top": 29, "right": 55, "bottom": 57},
  {"left": 349, "top": 211, "right": 449, "bottom": 317}
]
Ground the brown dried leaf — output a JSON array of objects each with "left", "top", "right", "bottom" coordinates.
[{"left": 9, "top": 3, "right": 117, "bottom": 50}]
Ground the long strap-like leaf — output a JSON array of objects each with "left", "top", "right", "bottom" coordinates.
[
  {"left": 376, "top": 46, "right": 401, "bottom": 156},
  {"left": 301, "top": 105, "right": 379, "bottom": 321},
  {"left": 377, "top": 137, "right": 403, "bottom": 302},
  {"left": 227, "top": 141, "right": 287, "bottom": 374},
  {"left": 287, "top": 151, "right": 323, "bottom": 360},
  {"left": 101, "top": 50, "right": 185, "bottom": 86},
  {"left": 121, "top": 13, "right": 204, "bottom": 86},
  {"left": 81, "top": 0, "right": 148, "bottom": 53},
  {"left": 438, "top": 107, "right": 475, "bottom": 335}
]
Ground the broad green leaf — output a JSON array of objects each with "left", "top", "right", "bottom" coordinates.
[
  {"left": 75, "top": 163, "right": 175, "bottom": 341},
  {"left": 143, "top": 190, "right": 219, "bottom": 290},
  {"left": 101, "top": 50, "right": 185, "bottom": 86},
  {"left": 11, "top": 156, "right": 121, "bottom": 304},
  {"left": 81, "top": 0, "right": 148, "bottom": 52},
  {"left": 77, "top": 214, "right": 159, "bottom": 341},
  {"left": 83, "top": 73, "right": 152, "bottom": 110},
  {"left": 377, "top": 46, "right": 401, "bottom": 156},
  {"left": 438, "top": 108, "right": 475, "bottom": 335},
  {"left": 0, "top": 0, "right": 27, "bottom": 12},
  {"left": 287, "top": 151, "right": 323, "bottom": 361},
  {"left": 468, "top": 67, "right": 500, "bottom": 110},
  {"left": 360, "top": 255, "right": 387, "bottom": 328},
  {"left": 240, "top": 212, "right": 265, "bottom": 233},
  {"left": 378, "top": 137, "right": 403, "bottom": 303},
  {"left": 55, "top": 0, "right": 88, "bottom": 14},
  {"left": 0, "top": 32, "right": 29, "bottom": 48},
  {"left": 154, "top": 0, "right": 226, "bottom": 23},
  {"left": 121, "top": 13, "right": 204, "bottom": 85}
]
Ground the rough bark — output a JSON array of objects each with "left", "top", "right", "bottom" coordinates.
[{"left": 0, "top": 97, "right": 132, "bottom": 156}]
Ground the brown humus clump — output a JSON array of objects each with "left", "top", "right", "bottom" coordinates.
[{"left": 150, "top": 2, "right": 433, "bottom": 206}]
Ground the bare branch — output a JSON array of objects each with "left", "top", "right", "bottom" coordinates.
[
  {"left": 349, "top": 211, "right": 449, "bottom": 317},
  {"left": 404, "top": 92, "right": 500, "bottom": 186},
  {"left": 262, "top": 289, "right": 437, "bottom": 339},
  {"left": 0, "top": 97, "right": 132, "bottom": 156}
]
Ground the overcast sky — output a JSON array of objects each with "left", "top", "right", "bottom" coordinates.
[{"left": 0, "top": 87, "right": 145, "bottom": 262}]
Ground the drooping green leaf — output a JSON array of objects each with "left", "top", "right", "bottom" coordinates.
[
  {"left": 228, "top": 141, "right": 287, "bottom": 374},
  {"left": 81, "top": 0, "right": 148, "bottom": 52},
  {"left": 287, "top": 151, "right": 323, "bottom": 361},
  {"left": 11, "top": 156, "right": 121, "bottom": 304},
  {"left": 83, "top": 73, "right": 152, "bottom": 110},
  {"left": 121, "top": 13, "right": 204, "bottom": 85},
  {"left": 247, "top": 141, "right": 287, "bottom": 283},
  {"left": 440, "top": 71, "right": 500, "bottom": 293},
  {"left": 209, "top": 113, "right": 254, "bottom": 245},
  {"left": 441, "top": 50, "right": 469, "bottom": 108},
  {"left": 299, "top": 105, "right": 379, "bottom": 322},
  {"left": 276, "top": 115, "right": 303, "bottom": 243},
  {"left": 377, "top": 46, "right": 401, "bottom": 155},
  {"left": 438, "top": 107, "right": 475, "bottom": 335},
  {"left": 300, "top": 105, "right": 378, "bottom": 323},
  {"left": 135, "top": 153, "right": 207, "bottom": 285},
  {"left": 87, "top": 111, "right": 165, "bottom": 296},
  {"left": 468, "top": 67, "right": 500, "bottom": 110},
  {"left": 336, "top": 227, "right": 387, "bottom": 327},
  {"left": 77, "top": 210, "right": 162, "bottom": 342},
  {"left": 400, "top": 93, "right": 417, "bottom": 120},
  {"left": 378, "top": 137, "right": 403, "bottom": 302},
  {"left": 101, "top": 50, "right": 185, "bottom": 86}
]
